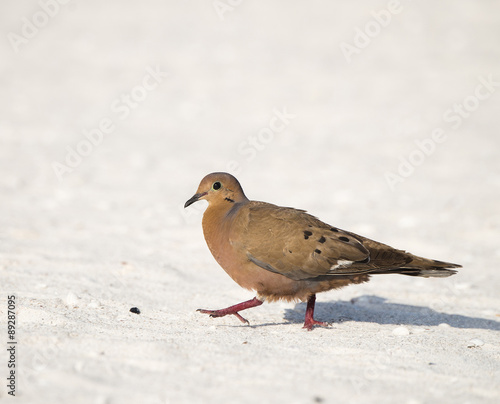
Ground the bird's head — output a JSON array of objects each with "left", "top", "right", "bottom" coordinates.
[{"left": 184, "top": 172, "right": 248, "bottom": 208}]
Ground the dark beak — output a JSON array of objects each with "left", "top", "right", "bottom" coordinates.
[{"left": 184, "top": 192, "right": 207, "bottom": 208}]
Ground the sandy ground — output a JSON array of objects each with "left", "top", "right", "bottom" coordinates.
[{"left": 1, "top": 1, "right": 500, "bottom": 403}]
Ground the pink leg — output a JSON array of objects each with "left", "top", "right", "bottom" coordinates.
[
  {"left": 197, "top": 297, "right": 263, "bottom": 324},
  {"left": 303, "top": 294, "right": 329, "bottom": 331}
]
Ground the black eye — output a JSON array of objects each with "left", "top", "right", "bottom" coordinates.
[{"left": 212, "top": 181, "right": 221, "bottom": 190}]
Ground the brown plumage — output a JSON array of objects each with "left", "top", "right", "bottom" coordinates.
[{"left": 185, "top": 172, "right": 461, "bottom": 330}]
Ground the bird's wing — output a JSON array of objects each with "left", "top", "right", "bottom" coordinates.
[{"left": 231, "top": 202, "right": 383, "bottom": 281}]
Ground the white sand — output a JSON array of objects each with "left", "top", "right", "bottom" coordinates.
[{"left": 1, "top": 1, "right": 499, "bottom": 403}]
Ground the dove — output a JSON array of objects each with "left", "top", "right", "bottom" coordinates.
[{"left": 184, "top": 172, "right": 460, "bottom": 330}]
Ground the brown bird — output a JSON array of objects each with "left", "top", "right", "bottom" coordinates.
[{"left": 185, "top": 172, "right": 460, "bottom": 330}]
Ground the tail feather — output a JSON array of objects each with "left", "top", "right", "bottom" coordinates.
[{"left": 371, "top": 254, "right": 461, "bottom": 278}]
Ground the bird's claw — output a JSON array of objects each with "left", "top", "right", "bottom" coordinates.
[
  {"left": 302, "top": 320, "right": 330, "bottom": 331},
  {"left": 197, "top": 308, "right": 220, "bottom": 317},
  {"left": 197, "top": 308, "right": 250, "bottom": 324}
]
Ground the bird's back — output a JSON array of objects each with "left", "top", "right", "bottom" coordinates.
[{"left": 230, "top": 201, "right": 460, "bottom": 282}]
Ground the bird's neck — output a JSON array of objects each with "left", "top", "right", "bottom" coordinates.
[{"left": 202, "top": 202, "right": 245, "bottom": 258}]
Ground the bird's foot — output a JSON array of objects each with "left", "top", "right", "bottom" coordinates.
[
  {"left": 302, "top": 319, "right": 330, "bottom": 331},
  {"left": 197, "top": 297, "right": 263, "bottom": 325},
  {"left": 302, "top": 294, "right": 330, "bottom": 330},
  {"left": 197, "top": 308, "right": 249, "bottom": 324}
]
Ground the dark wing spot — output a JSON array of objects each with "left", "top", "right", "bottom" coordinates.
[
  {"left": 315, "top": 249, "right": 322, "bottom": 254},
  {"left": 330, "top": 227, "right": 339, "bottom": 232},
  {"left": 339, "top": 236, "right": 350, "bottom": 242},
  {"left": 318, "top": 236, "right": 326, "bottom": 243},
  {"left": 288, "top": 250, "right": 293, "bottom": 254},
  {"left": 225, "top": 197, "right": 235, "bottom": 203},
  {"left": 303, "top": 230, "right": 313, "bottom": 240},
  {"left": 358, "top": 257, "right": 370, "bottom": 264}
]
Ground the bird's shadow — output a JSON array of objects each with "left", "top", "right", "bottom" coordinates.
[{"left": 282, "top": 295, "right": 500, "bottom": 331}]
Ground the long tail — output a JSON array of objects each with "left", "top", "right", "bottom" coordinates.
[{"left": 370, "top": 254, "right": 461, "bottom": 278}]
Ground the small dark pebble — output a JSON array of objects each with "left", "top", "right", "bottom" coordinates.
[{"left": 130, "top": 307, "right": 141, "bottom": 314}]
